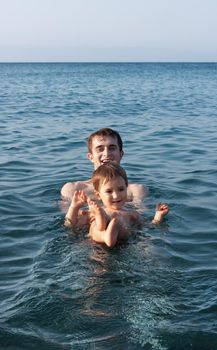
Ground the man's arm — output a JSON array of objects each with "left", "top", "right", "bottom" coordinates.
[
  {"left": 127, "top": 183, "right": 148, "bottom": 205},
  {"left": 61, "top": 180, "right": 93, "bottom": 201},
  {"left": 61, "top": 182, "right": 75, "bottom": 200}
]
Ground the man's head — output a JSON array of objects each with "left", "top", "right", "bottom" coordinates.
[{"left": 87, "top": 128, "right": 124, "bottom": 169}]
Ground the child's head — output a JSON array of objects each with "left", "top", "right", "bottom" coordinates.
[
  {"left": 91, "top": 163, "right": 128, "bottom": 209},
  {"left": 92, "top": 162, "right": 128, "bottom": 191}
]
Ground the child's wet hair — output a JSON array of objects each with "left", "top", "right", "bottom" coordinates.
[{"left": 91, "top": 162, "right": 128, "bottom": 192}]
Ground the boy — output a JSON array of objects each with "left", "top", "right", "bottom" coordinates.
[{"left": 65, "top": 163, "right": 169, "bottom": 248}]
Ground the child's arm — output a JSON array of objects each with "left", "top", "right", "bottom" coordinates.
[
  {"left": 65, "top": 190, "right": 88, "bottom": 227},
  {"left": 87, "top": 197, "right": 109, "bottom": 231},
  {"left": 89, "top": 218, "right": 119, "bottom": 248},
  {"left": 152, "top": 203, "right": 169, "bottom": 224}
]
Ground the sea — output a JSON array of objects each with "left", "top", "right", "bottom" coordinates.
[{"left": 0, "top": 62, "right": 217, "bottom": 350}]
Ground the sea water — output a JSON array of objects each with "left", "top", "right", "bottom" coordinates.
[{"left": 0, "top": 62, "right": 217, "bottom": 350}]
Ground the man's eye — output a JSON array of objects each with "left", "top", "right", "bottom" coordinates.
[{"left": 109, "top": 146, "right": 117, "bottom": 151}]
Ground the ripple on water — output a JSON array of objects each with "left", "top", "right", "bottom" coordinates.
[{"left": 1, "top": 62, "right": 217, "bottom": 349}]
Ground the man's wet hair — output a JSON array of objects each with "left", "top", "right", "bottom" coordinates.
[{"left": 87, "top": 128, "right": 123, "bottom": 153}]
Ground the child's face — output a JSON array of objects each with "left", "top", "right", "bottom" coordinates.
[
  {"left": 87, "top": 136, "right": 123, "bottom": 169},
  {"left": 96, "top": 176, "right": 127, "bottom": 210}
]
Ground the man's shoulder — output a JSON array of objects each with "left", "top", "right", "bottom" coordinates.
[
  {"left": 127, "top": 183, "right": 148, "bottom": 201},
  {"left": 61, "top": 180, "right": 91, "bottom": 200}
]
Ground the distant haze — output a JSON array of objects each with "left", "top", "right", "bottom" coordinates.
[{"left": 0, "top": 0, "right": 217, "bottom": 62}]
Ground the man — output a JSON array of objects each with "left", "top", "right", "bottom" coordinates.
[{"left": 61, "top": 128, "right": 147, "bottom": 205}]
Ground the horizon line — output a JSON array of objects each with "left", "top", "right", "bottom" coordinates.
[{"left": 0, "top": 61, "right": 217, "bottom": 64}]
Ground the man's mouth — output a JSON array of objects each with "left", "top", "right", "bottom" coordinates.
[{"left": 101, "top": 159, "right": 112, "bottom": 164}]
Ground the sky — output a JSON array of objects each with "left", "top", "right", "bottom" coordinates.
[{"left": 0, "top": 0, "right": 217, "bottom": 62}]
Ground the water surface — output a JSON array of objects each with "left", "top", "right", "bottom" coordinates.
[{"left": 1, "top": 63, "right": 217, "bottom": 349}]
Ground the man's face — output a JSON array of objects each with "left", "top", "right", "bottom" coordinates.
[{"left": 87, "top": 136, "right": 123, "bottom": 169}]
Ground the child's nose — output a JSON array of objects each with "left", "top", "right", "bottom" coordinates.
[{"left": 112, "top": 191, "right": 118, "bottom": 199}]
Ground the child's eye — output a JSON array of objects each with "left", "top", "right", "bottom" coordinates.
[{"left": 105, "top": 190, "right": 112, "bottom": 194}]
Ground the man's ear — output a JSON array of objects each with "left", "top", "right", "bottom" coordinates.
[
  {"left": 87, "top": 153, "right": 93, "bottom": 163},
  {"left": 120, "top": 150, "right": 124, "bottom": 159}
]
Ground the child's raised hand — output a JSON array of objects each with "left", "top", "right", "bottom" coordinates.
[
  {"left": 156, "top": 202, "right": 169, "bottom": 216},
  {"left": 152, "top": 202, "right": 170, "bottom": 224},
  {"left": 71, "top": 190, "right": 87, "bottom": 209}
]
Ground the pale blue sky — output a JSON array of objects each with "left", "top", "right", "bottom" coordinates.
[{"left": 0, "top": 0, "right": 217, "bottom": 62}]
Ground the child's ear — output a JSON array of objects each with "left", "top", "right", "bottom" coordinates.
[{"left": 94, "top": 190, "right": 100, "bottom": 199}]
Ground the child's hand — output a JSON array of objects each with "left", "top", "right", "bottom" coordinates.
[
  {"left": 71, "top": 190, "right": 87, "bottom": 209},
  {"left": 152, "top": 202, "right": 169, "bottom": 224},
  {"left": 156, "top": 202, "right": 169, "bottom": 216}
]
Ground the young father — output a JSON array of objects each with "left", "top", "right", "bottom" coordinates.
[{"left": 61, "top": 128, "right": 147, "bottom": 205}]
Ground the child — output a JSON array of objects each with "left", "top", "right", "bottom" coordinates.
[{"left": 65, "top": 163, "right": 169, "bottom": 248}]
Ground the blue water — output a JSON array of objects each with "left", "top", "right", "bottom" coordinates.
[{"left": 1, "top": 62, "right": 217, "bottom": 350}]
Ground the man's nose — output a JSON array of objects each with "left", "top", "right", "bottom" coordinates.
[{"left": 103, "top": 147, "right": 110, "bottom": 156}]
